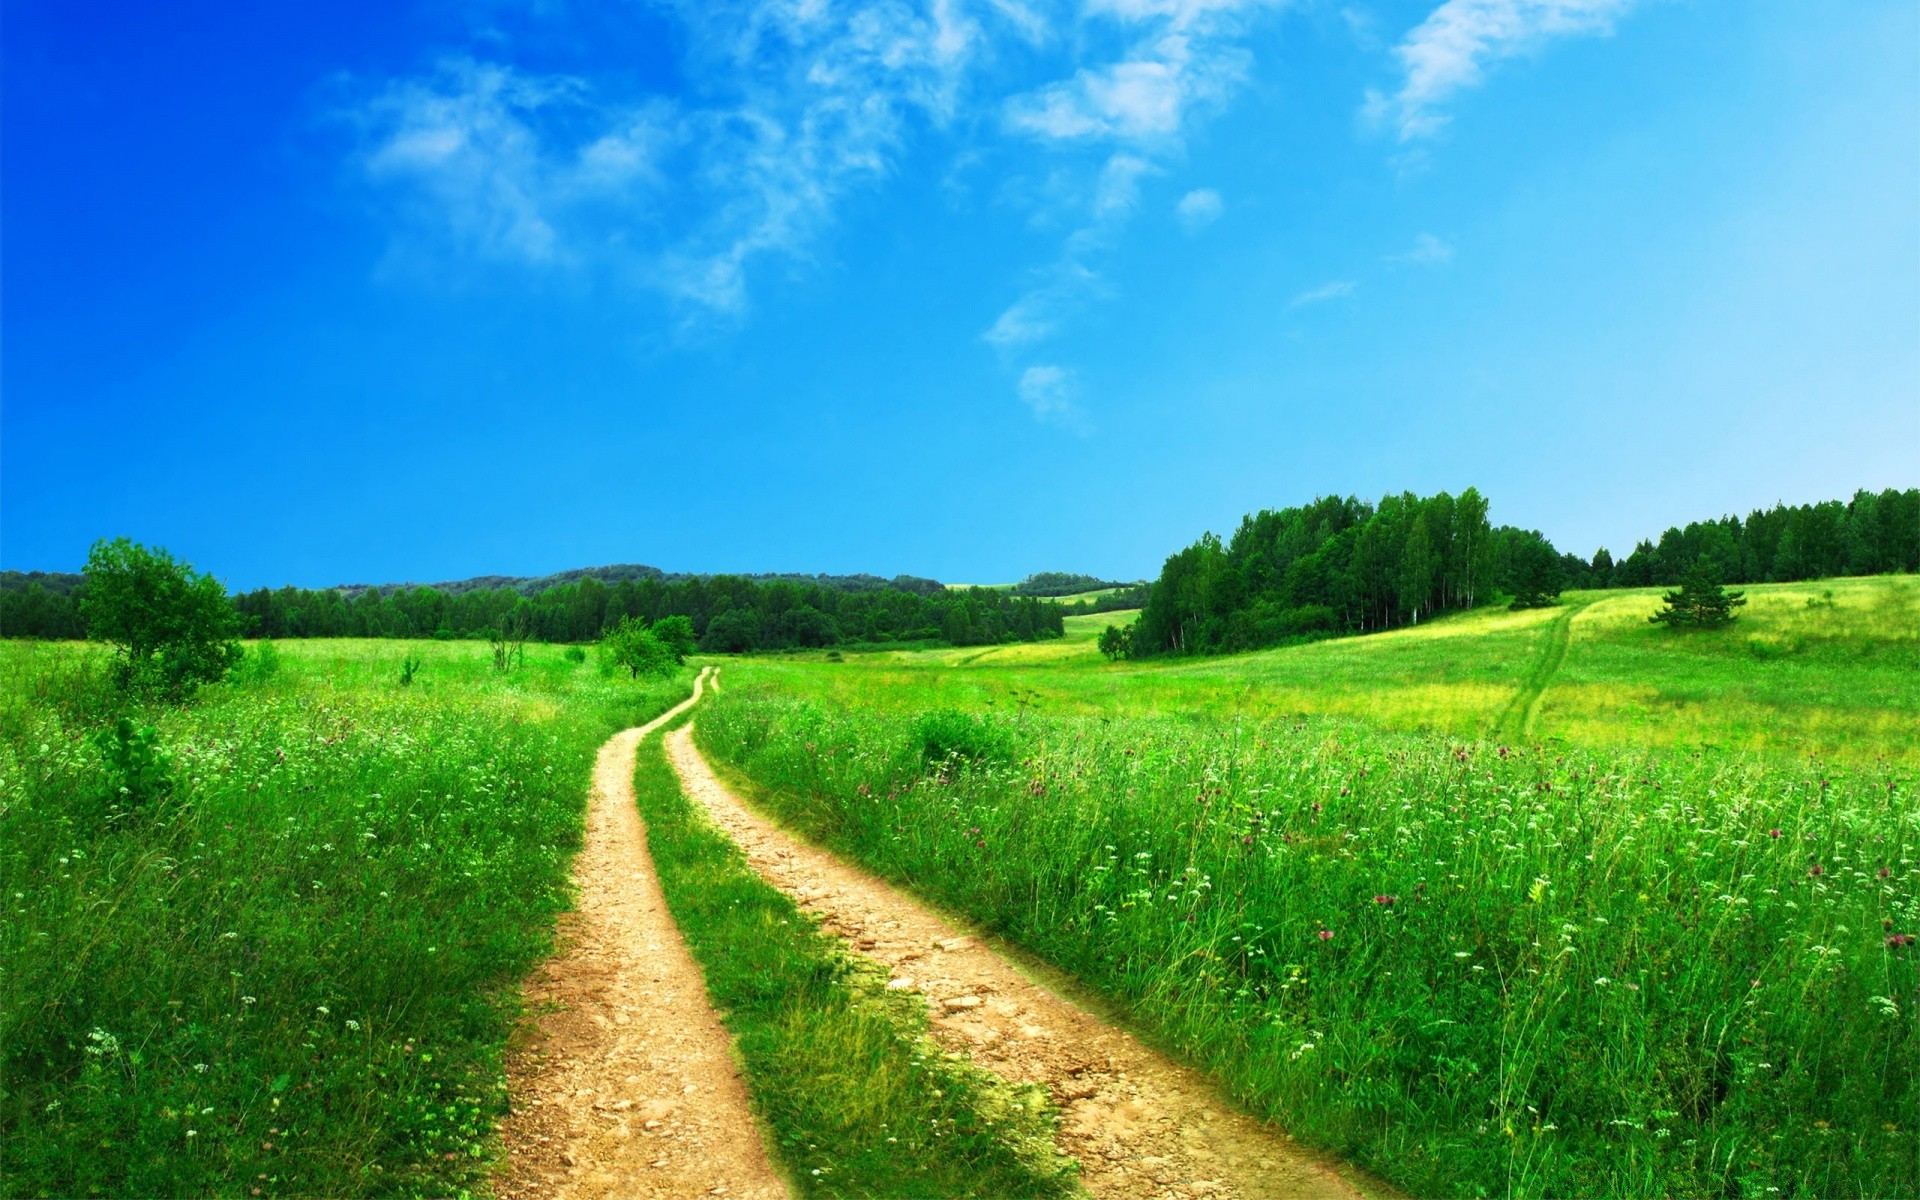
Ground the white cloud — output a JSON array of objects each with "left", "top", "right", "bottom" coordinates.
[
  {"left": 347, "top": 0, "right": 1291, "bottom": 412},
  {"left": 1395, "top": 231, "right": 1454, "bottom": 264},
  {"left": 1289, "top": 279, "right": 1357, "bottom": 308},
  {"left": 1376, "top": 0, "right": 1640, "bottom": 140},
  {"left": 1017, "top": 364, "right": 1085, "bottom": 426},
  {"left": 1176, "top": 187, "right": 1223, "bottom": 232}
]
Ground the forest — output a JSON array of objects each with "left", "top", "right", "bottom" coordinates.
[
  {"left": 1129, "top": 486, "right": 1919, "bottom": 657},
  {"left": 0, "top": 571, "right": 1064, "bottom": 651}
]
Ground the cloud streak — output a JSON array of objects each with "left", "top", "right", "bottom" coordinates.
[{"left": 1373, "top": 0, "right": 1640, "bottom": 140}]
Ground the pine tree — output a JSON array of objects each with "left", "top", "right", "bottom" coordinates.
[{"left": 1649, "top": 564, "right": 1747, "bottom": 630}]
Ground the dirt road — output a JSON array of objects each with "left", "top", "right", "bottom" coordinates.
[
  {"left": 665, "top": 723, "right": 1381, "bottom": 1200},
  {"left": 498, "top": 669, "right": 788, "bottom": 1200}
]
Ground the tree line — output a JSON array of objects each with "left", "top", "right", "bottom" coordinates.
[
  {"left": 1126, "top": 487, "right": 1917, "bottom": 658},
  {"left": 0, "top": 567, "right": 1066, "bottom": 652}
]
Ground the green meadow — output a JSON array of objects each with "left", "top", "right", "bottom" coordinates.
[
  {"left": 0, "top": 640, "right": 689, "bottom": 1198},
  {"left": 744, "top": 575, "right": 1919, "bottom": 764},
  {"left": 692, "top": 573, "right": 1919, "bottom": 1198},
  {"left": 3, "top": 573, "right": 1914, "bottom": 1199}
]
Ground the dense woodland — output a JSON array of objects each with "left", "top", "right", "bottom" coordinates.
[
  {"left": 0, "top": 572, "right": 1062, "bottom": 651},
  {"left": 1130, "top": 487, "right": 1919, "bottom": 657}
]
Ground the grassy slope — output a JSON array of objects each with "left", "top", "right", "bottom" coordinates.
[
  {"left": 630, "top": 721, "right": 1078, "bottom": 1198},
  {"left": 0, "top": 640, "right": 688, "bottom": 1198},
  {"left": 738, "top": 575, "right": 1919, "bottom": 763}
]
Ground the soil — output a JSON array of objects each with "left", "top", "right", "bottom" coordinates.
[
  {"left": 497, "top": 669, "right": 789, "bottom": 1200},
  {"left": 664, "top": 722, "right": 1386, "bottom": 1200}
]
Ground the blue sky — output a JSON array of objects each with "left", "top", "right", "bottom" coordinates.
[{"left": 4, "top": 0, "right": 1915, "bottom": 588}]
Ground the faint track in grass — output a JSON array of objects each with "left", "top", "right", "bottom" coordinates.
[
  {"left": 666, "top": 721, "right": 1391, "bottom": 1200},
  {"left": 1491, "top": 601, "right": 1591, "bottom": 743}
]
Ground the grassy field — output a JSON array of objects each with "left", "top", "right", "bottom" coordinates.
[
  {"left": 0, "top": 639, "right": 688, "bottom": 1197},
  {"left": 748, "top": 575, "right": 1919, "bottom": 764},
  {"left": 693, "top": 574, "right": 1919, "bottom": 1198}
]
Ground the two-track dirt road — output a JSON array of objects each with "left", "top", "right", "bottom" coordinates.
[
  {"left": 503, "top": 673, "right": 1382, "bottom": 1200},
  {"left": 497, "top": 668, "right": 787, "bottom": 1200},
  {"left": 662, "top": 723, "right": 1379, "bottom": 1200}
]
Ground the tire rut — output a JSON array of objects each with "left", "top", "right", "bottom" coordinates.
[
  {"left": 1491, "top": 602, "right": 1587, "bottom": 743},
  {"left": 665, "top": 723, "right": 1387, "bottom": 1200},
  {"left": 498, "top": 669, "right": 788, "bottom": 1200}
]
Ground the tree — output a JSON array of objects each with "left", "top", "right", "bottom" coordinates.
[
  {"left": 1097, "top": 623, "right": 1133, "bottom": 661},
  {"left": 1650, "top": 564, "right": 1747, "bottom": 630},
  {"left": 79, "top": 538, "right": 243, "bottom": 698},
  {"left": 701, "top": 608, "right": 761, "bottom": 653},
  {"left": 1503, "top": 532, "right": 1566, "bottom": 610},
  {"left": 600, "top": 616, "right": 677, "bottom": 679},
  {"left": 650, "top": 615, "right": 697, "bottom": 659}
]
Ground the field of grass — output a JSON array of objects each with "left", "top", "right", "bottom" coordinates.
[
  {"left": 689, "top": 574, "right": 1919, "bottom": 1198},
  {"left": 749, "top": 576, "right": 1919, "bottom": 764},
  {"left": 0, "top": 639, "right": 688, "bottom": 1197},
  {"left": 630, "top": 716, "right": 1077, "bottom": 1197}
]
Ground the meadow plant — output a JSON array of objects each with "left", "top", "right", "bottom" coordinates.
[
  {"left": 0, "top": 641, "right": 689, "bottom": 1197},
  {"left": 696, "top": 692, "right": 1918, "bottom": 1199}
]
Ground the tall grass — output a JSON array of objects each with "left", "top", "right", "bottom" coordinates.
[
  {"left": 0, "top": 640, "right": 688, "bottom": 1197},
  {"left": 696, "top": 691, "right": 1918, "bottom": 1199}
]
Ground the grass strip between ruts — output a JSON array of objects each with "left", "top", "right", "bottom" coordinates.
[{"left": 630, "top": 717, "right": 1081, "bottom": 1198}]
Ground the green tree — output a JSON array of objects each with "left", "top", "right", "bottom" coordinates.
[
  {"left": 1097, "top": 623, "right": 1133, "bottom": 661},
  {"left": 79, "top": 538, "right": 243, "bottom": 698},
  {"left": 650, "top": 615, "right": 697, "bottom": 660},
  {"left": 600, "top": 616, "right": 677, "bottom": 679},
  {"left": 1650, "top": 564, "right": 1747, "bottom": 630}
]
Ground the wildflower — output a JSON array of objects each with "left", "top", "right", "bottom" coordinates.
[
  {"left": 1372, "top": 895, "right": 1396, "bottom": 906},
  {"left": 1808, "top": 865, "right": 1823, "bottom": 877},
  {"left": 1768, "top": 829, "right": 1782, "bottom": 839},
  {"left": 1879, "top": 867, "right": 1892, "bottom": 878},
  {"left": 1888, "top": 934, "right": 1914, "bottom": 948},
  {"left": 1317, "top": 930, "right": 1334, "bottom": 941}
]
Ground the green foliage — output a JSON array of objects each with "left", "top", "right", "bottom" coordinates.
[
  {"left": 1503, "top": 530, "right": 1567, "bottom": 610},
  {"left": 0, "top": 640, "right": 690, "bottom": 1197},
  {"left": 698, "top": 692, "right": 1918, "bottom": 1200},
  {"left": 78, "top": 538, "right": 244, "bottom": 698},
  {"left": 651, "top": 614, "right": 697, "bottom": 659},
  {"left": 1097, "top": 623, "right": 1132, "bottom": 661},
  {"left": 1651, "top": 565, "right": 1749, "bottom": 630},
  {"left": 1012, "top": 572, "right": 1131, "bottom": 597},
  {"left": 630, "top": 729, "right": 1076, "bottom": 1197},
  {"left": 601, "top": 615, "right": 678, "bottom": 679},
  {"left": 399, "top": 652, "right": 425, "bottom": 687},
  {"left": 913, "top": 710, "right": 1014, "bottom": 769},
  {"left": 90, "top": 717, "right": 175, "bottom": 817},
  {"left": 563, "top": 645, "right": 588, "bottom": 664},
  {"left": 1133, "top": 488, "right": 1496, "bottom": 657}
]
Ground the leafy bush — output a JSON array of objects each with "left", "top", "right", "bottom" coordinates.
[
  {"left": 563, "top": 645, "right": 587, "bottom": 664},
  {"left": 78, "top": 538, "right": 243, "bottom": 699},
  {"left": 913, "top": 710, "right": 1013, "bottom": 768},
  {"left": 91, "top": 718, "right": 174, "bottom": 816}
]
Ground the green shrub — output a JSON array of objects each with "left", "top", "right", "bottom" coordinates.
[
  {"left": 913, "top": 710, "right": 1013, "bottom": 768},
  {"left": 92, "top": 717, "right": 174, "bottom": 817},
  {"left": 563, "top": 645, "right": 587, "bottom": 664}
]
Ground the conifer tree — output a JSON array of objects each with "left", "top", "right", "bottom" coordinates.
[{"left": 1649, "top": 564, "right": 1747, "bottom": 629}]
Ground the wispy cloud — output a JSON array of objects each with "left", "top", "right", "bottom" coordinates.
[
  {"left": 1017, "top": 364, "right": 1087, "bottom": 428},
  {"left": 1289, "top": 279, "right": 1357, "bottom": 308},
  {"left": 346, "top": 0, "right": 1289, "bottom": 417},
  {"left": 1393, "top": 231, "right": 1455, "bottom": 264},
  {"left": 1176, "top": 187, "right": 1223, "bottom": 233},
  {"left": 1371, "top": 0, "right": 1640, "bottom": 140}
]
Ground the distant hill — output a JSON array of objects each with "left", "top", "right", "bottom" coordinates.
[
  {"left": 1011, "top": 572, "right": 1143, "bottom": 597},
  {"left": 0, "top": 570, "right": 82, "bottom": 596},
  {"left": 334, "top": 565, "right": 946, "bottom": 598}
]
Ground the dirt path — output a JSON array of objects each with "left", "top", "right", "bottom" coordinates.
[
  {"left": 497, "top": 669, "right": 788, "bottom": 1200},
  {"left": 664, "top": 725, "right": 1381, "bottom": 1200}
]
